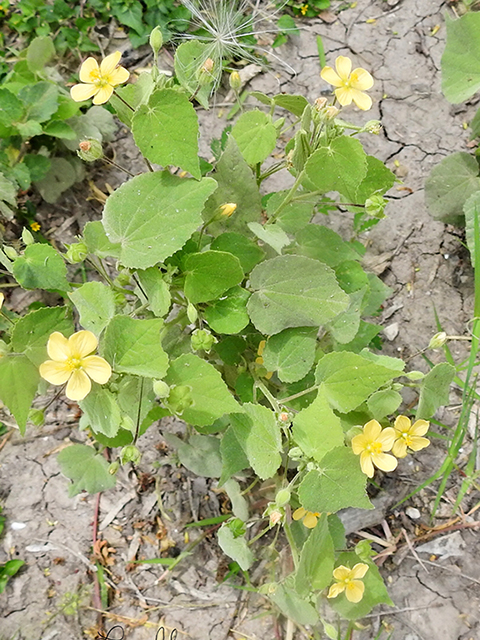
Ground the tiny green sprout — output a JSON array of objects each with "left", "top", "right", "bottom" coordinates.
[
  {"left": 21, "top": 228, "right": 35, "bottom": 246},
  {"left": 116, "top": 269, "right": 131, "bottom": 286},
  {"left": 197, "top": 57, "right": 215, "bottom": 85},
  {"left": 121, "top": 445, "right": 142, "bottom": 465},
  {"left": 77, "top": 138, "right": 103, "bottom": 162},
  {"left": 365, "top": 194, "right": 387, "bottom": 218},
  {"left": 65, "top": 241, "right": 88, "bottom": 263},
  {"left": 153, "top": 379, "right": 170, "bottom": 398},
  {"left": 428, "top": 331, "right": 447, "bottom": 349}
]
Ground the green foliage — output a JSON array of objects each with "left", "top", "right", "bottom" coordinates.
[
  {"left": 0, "top": 507, "right": 24, "bottom": 594},
  {"left": 57, "top": 444, "right": 116, "bottom": 496}
]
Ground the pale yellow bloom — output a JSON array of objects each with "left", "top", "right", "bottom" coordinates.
[
  {"left": 70, "top": 51, "right": 129, "bottom": 105},
  {"left": 0, "top": 292, "right": 4, "bottom": 310},
  {"left": 39, "top": 330, "right": 111, "bottom": 401},
  {"left": 320, "top": 56, "right": 374, "bottom": 111},
  {"left": 219, "top": 203, "right": 237, "bottom": 217},
  {"left": 300, "top": 4, "right": 308, "bottom": 15},
  {"left": 351, "top": 419, "right": 397, "bottom": 478},
  {"left": 292, "top": 507, "right": 320, "bottom": 529},
  {"left": 392, "top": 415, "right": 430, "bottom": 458},
  {"left": 327, "top": 563, "right": 369, "bottom": 603}
]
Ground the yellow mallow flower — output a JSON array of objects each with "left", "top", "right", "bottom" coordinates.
[
  {"left": 70, "top": 51, "right": 129, "bottom": 105},
  {"left": 292, "top": 507, "right": 320, "bottom": 529},
  {"left": 392, "top": 415, "right": 430, "bottom": 458},
  {"left": 320, "top": 56, "right": 374, "bottom": 111},
  {"left": 39, "top": 330, "right": 112, "bottom": 401},
  {"left": 351, "top": 419, "right": 397, "bottom": 478},
  {"left": 327, "top": 563, "right": 369, "bottom": 603},
  {"left": 0, "top": 292, "right": 4, "bottom": 310}
]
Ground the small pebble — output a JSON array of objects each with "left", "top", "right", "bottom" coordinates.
[
  {"left": 10, "top": 522, "right": 27, "bottom": 531},
  {"left": 406, "top": 507, "right": 421, "bottom": 520}
]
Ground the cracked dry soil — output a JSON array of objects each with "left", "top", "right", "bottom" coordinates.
[{"left": 2, "top": 1, "right": 480, "bottom": 639}]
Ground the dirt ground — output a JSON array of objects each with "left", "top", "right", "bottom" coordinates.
[{"left": 2, "top": 1, "right": 480, "bottom": 639}]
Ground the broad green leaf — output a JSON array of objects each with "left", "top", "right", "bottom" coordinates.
[
  {"left": 211, "top": 232, "right": 265, "bottom": 274},
  {"left": 263, "top": 327, "right": 317, "bottom": 383},
  {"left": 34, "top": 157, "right": 78, "bottom": 203},
  {"left": 315, "top": 351, "right": 400, "bottom": 413},
  {"left": 26, "top": 36, "right": 55, "bottom": 72},
  {"left": 166, "top": 433, "right": 223, "bottom": 477},
  {"left": 425, "top": 152, "right": 480, "bottom": 225},
  {"left": 359, "top": 349, "right": 405, "bottom": 372},
  {"left": 231, "top": 110, "right": 277, "bottom": 165},
  {"left": 248, "top": 221, "right": 292, "bottom": 254},
  {"left": 417, "top": 362, "right": 455, "bottom": 420},
  {"left": 0, "top": 89, "right": 24, "bottom": 129},
  {"left": 23, "top": 155, "right": 51, "bottom": 182},
  {"left": 79, "top": 386, "right": 122, "bottom": 438},
  {"left": 184, "top": 250, "right": 244, "bottom": 303},
  {"left": 132, "top": 88, "right": 200, "bottom": 178},
  {"left": 0, "top": 355, "right": 39, "bottom": 433},
  {"left": 464, "top": 190, "right": 480, "bottom": 264},
  {"left": 217, "top": 525, "right": 254, "bottom": 571},
  {"left": 268, "top": 582, "right": 318, "bottom": 626},
  {"left": 18, "top": 82, "right": 58, "bottom": 123},
  {"left": 42, "top": 120, "right": 76, "bottom": 139},
  {"left": 230, "top": 404, "right": 282, "bottom": 480},
  {"left": 165, "top": 353, "right": 240, "bottom": 426},
  {"left": 102, "top": 171, "right": 217, "bottom": 269},
  {"left": 265, "top": 191, "right": 315, "bottom": 234},
  {"left": 16, "top": 120, "right": 43, "bottom": 139},
  {"left": 367, "top": 389, "right": 403, "bottom": 420},
  {"left": 214, "top": 335, "right": 247, "bottom": 366},
  {"left": 354, "top": 156, "right": 396, "bottom": 204},
  {"left": 174, "top": 41, "right": 212, "bottom": 109},
  {"left": 83, "top": 220, "right": 121, "bottom": 259},
  {"left": 69, "top": 282, "right": 115, "bottom": 335},
  {"left": 442, "top": 12, "right": 480, "bottom": 103},
  {"left": 219, "top": 426, "right": 250, "bottom": 485},
  {"left": 203, "top": 136, "right": 262, "bottom": 235},
  {"left": 362, "top": 273, "right": 392, "bottom": 316},
  {"left": 292, "top": 387, "right": 344, "bottom": 462},
  {"left": 327, "top": 287, "right": 366, "bottom": 344},
  {"left": 335, "top": 260, "right": 369, "bottom": 294},
  {"left": 223, "top": 479, "right": 249, "bottom": 521},
  {"left": 247, "top": 255, "right": 349, "bottom": 335},
  {"left": 11, "top": 306, "right": 73, "bottom": 366},
  {"left": 335, "top": 320, "right": 381, "bottom": 353},
  {"left": 295, "top": 225, "right": 361, "bottom": 267},
  {"left": 116, "top": 376, "right": 155, "bottom": 432},
  {"left": 0, "top": 173, "right": 16, "bottom": 219},
  {"left": 274, "top": 94, "right": 309, "bottom": 117},
  {"left": 57, "top": 444, "right": 116, "bottom": 496},
  {"left": 103, "top": 316, "right": 168, "bottom": 378},
  {"left": 295, "top": 515, "right": 335, "bottom": 595},
  {"left": 304, "top": 136, "right": 367, "bottom": 198},
  {"left": 204, "top": 286, "right": 250, "bottom": 334},
  {"left": 13, "top": 244, "right": 69, "bottom": 292},
  {"left": 111, "top": 72, "right": 155, "bottom": 126},
  {"left": 64, "top": 107, "right": 116, "bottom": 151},
  {"left": 299, "top": 448, "right": 372, "bottom": 512},
  {"left": 135, "top": 268, "right": 171, "bottom": 317}
]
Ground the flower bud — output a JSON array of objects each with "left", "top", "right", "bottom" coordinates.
[
  {"left": 115, "top": 270, "right": 131, "bottom": 286},
  {"left": 278, "top": 411, "right": 291, "bottom": 424},
  {"left": 275, "top": 488, "right": 291, "bottom": 508},
  {"left": 153, "top": 379, "right": 170, "bottom": 398},
  {"left": 365, "top": 194, "right": 387, "bottom": 218},
  {"left": 428, "top": 331, "right": 447, "bottom": 350},
  {"left": 149, "top": 26, "right": 164, "bottom": 55},
  {"left": 314, "top": 97, "right": 328, "bottom": 111},
  {"left": 229, "top": 71, "right": 242, "bottom": 90},
  {"left": 191, "top": 328, "right": 215, "bottom": 352},
  {"left": 22, "top": 228, "right": 35, "bottom": 245},
  {"left": 108, "top": 460, "right": 120, "bottom": 475},
  {"left": 114, "top": 291, "right": 126, "bottom": 305},
  {"left": 288, "top": 446, "right": 303, "bottom": 461},
  {"left": 65, "top": 241, "right": 88, "bottom": 263},
  {"left": 167, "top": 384, "right": 193, "bottom": 415},
  {"left": 4, "top": 246, "right": 18, "bottom": 260},
  {"left": 269, "top": 510, "right": 283, "bottom": 526},
  {"left": 197, "top": 58, "right": 215, "bottom": 85},
  {"left": 324, "top": 105, "right": 339, "bottom": 120},
  {"left": 120, "top": 445, "right": 142, "bottom": 465},
  {"left": 187, "top": 302, "right": 198, "bottom": 324},
  {"left": 364, "top": 120, "right": 382, "bottom": 135},
  {"left": 219, "top": 202, "right": 237, "bottom": 218},
  {"left": 405, "top": 370, "right": 425, "bottom": 381},
  {"left": 77, "top": 138, "right": 103, "bottom": 162}
]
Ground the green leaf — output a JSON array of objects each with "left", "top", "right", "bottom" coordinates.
[
  {"left": 295, "top": 515, "right": 335, "bottom": 595},
  {"left": 367, "top": 389, "right": 403, "bottom": 420},
  {"left": 295, "top": 225, "right": 361, "bottom": 268},
  {"left": 223, "top": 478, "right": 249, "bottom": 521},
  {"left": 18, "top": 82, "right": 58, "bottom": 123},
  {"left": 248, "top": 221, "right": 292, "bottom": 254},
  {"left": 417, "top": 362, "right": 455, "bottom": 420},
  {"left": 247, "top": 255, "right": 349, "bottom": 335},
  {"left": 26, "top": 36, "right": 55, "bottom": 72},
  {"left": 274, "top": 94, "right": 308, "bottom": 117},
  {"left": 64, "top": 106, "right": 116, "bottom": 151},
  {"left": 315, "top": 351, "right": 400, "bottom": 413},
  {"left": 0, "top": 89, "right": 24, "bottom": 129},
  {"left": 265, "top": 191, "right": 315, "bottom": 234},
  {"left": 34, "top": 157, "right": 78, "bottom": 203},
  {"left": 464, "top": 191, "right": 480, "bottom": 264},
  {"left": 42, "top": 120, "right": 76, "bottom": 139},
  {"left": 263, "top": 327, "right": 317, "bottom": 383},
  {"left": 135, "top": 268, "right": 171, "bottom": 317},
  {"left": 219, "top": 426, "right": 249, "bottom": 485},
  {"left": 231, "top": 110, "right": 277, "bottom": 165},
  {"left": 69, "top": 282, "right": 115, "bottom": 335},
  {"left": 0, "top": 355, "right": 40, "bottom": 433},
  {"left": 79, "top": 386, "right": 122, "bottom": 438},
  {"left": 103, "top": 316, "right": 168, "bottom": 378},
  {"left": 204, "top": 286, "right": 250, "bottom": 334},
  {"left": 362, "top": 273, "right": 392, "bottom": 316},
  {"left": 441, "top": 12, "right": 480, "bottom": 103},
  {"left": 184, "top": 250, "right": 244, "bottom": 303},
  {"left": 354, "top": 156, "right": 396, "bottom": 204},
  {"left": 111, "top": 72, "right": 155, "bottom": 126},
  {"left": 268, "top": 582, "right": 318, "bottom": 626},
  {"left": 132, "top": 88, "right": 201, "bottom": 178},
  {"left": 16, "top": 120, "right": 43, "bottom": 139},
  {"left": 57, "top": 444, "right": 116, "bottom": 496},
  {"left": 165, "top": 353, "right": 240, "bottom": 427},
  {"left": 299, "top": 448, "right": 372, "bottom": 512},
  {"left": 327, "top": 288, "right": 366, "bottom": 345},
  {"left": 0, "top": 173, "right": 17, "bottom": 219},
  {"left": 23, "top": 155, "right": 51, "bottom": 182},
  {"left": 425, "top": 152, "right": 480, "bottom": 225},
  {"left": 292, "top": 387, "right": 344, "bottom": 462},
  {"left": 230, "top": 403, "right": 282, "bottom": 480},
  {"left": 102, "top": 171, "right": 217, "bottom": 269},
  {"left": 83, "top": 220, "right": 121, "bottom": 259},
  {"left": 174, "top": 41, "right": 212, "bottom": 109},
  {"left": 13, "top": 244, "right": 69, "bottom": 292},
  {"left": 11, "top": 306, "right": 73, "bottom": 366},
  {"left": 304, "top": 136, "right": 367, "bottom": 198},
  {"left": 211, "top": 232, "right": 265, "bottom": 274},
  {"left": 167, "top": 433, "right": 223, "bottom": 477},
  {"left": 217, "top": 525, "right": 254, "bottom": 571},
  {"left": 116, "top": 376, "right": 155, "bottom": 432}
]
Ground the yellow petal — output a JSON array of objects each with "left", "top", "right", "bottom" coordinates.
[
  {"left": 320, "top": 65, "right": 343, "bottom": 88},
  {"left": 92, "top": 84, "right": 114, "bottom": 105},
  {"left": 70, "top": 83, "right": 98, "bottom": 103},
  {"left": 0, "top": 292, "right": 4, "bottom": 309},
  {"left": 332, "top": 565, "right": 351, "bottom": 581},
  {"left": 351, "top": 89, "right": 373, "bottom": 111},
  {"left": 363, "top": 419, "right": 382, "bottom": 441},
  {"left": 303, "top": 512, "right": 318, "bottom": 528},
  {"left": 409, "top": 436, "right": 430, "bottom": 452},
  {"left": 66, "top": 369, "right": 91, "bottom": 401},
  {"left": 327, "top": 582, "right": 345, "bottom": 598},
  {"left": 377, "top": 427, "right": 396, "bottom": 450},
  {"left": 350, "top": 68, "right": 374, "bottom": 91},
  {"left": 345, "top": 580, "right": 365, "bottom": 603},
  {"left": 334, "top": 86, "right": 353, "bottom": 106},
  {"left": 392, "top": 438, "right": 407, "bottom": 458},
  {"left": 100, "top": 51, "right": 122, "bottom": 76},
  {"left": 372, "top": 452, "right": 398, "bottom": 473},
  {"left": 292, "top": 507, "right": 306, "bottom": 521},
  {"left": 39, "top": 360, "right": 71, "bottom": 385},
  {"left": 81, "top": 356, "right": 112, "bottom": 384},
  {"left": 351, "top": 563, "right": 369, "bottom": 579},
  {"left": 69, "top": 330, "right": 98, "bottom": 358},
  {"left": 394, "top": 415, "right": 411, "bottom": 433},
  {"left": 411, "top": 419, "right": 429, "bottom": 437},
  {"left": 360, "top": 450, "right": 374, "bottom": 477},
  {"left": 108, "top": 65, "right": 130, "bottom": 86},
  {"left": 351, "top": 433, "right": 368, "bottom": 455},
  {"left": 79, "top": 57, "right": 100, "bottom": 83},
  {"left": 335, "top": 56, "right": 352, "bottom": 81},
  {"left": 47, "top": 332, "right": 70, "bottom": 361}
]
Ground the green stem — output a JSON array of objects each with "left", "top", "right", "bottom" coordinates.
[
  {"left": 248, "top": 525, "right": 270, "bottom": 545},
  {"left": 256, "top": 380, "right": 280, "bottom": 412},
  {"left": 102, "top": 156, "right": 135, "bottom": 178},
  {"left": 278, "top": 385, "right": 319, "bottom": 405},
  {"left": 284, "top": 521, "right": 299, "bottom": 570},
  {"left": 268, "top": 169, "right": 306, "bottom": 223},
  {"left": 113, "top": 90, "right": 135, "bottom": 112}
]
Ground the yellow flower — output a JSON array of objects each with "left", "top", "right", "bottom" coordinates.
[
  {"left": 351, "top": 419, "right": 397, "bottom": 478},
  {"left": 39, "top": 330, "right": 112, "bottom": 401},
  {"left": 327, "top": 563, "right": 369, "bottom": 603},
  {"left": 292, "top": 507, "right": 320, "bottom": 529},
  {"left": 30, "top": 222, "right": 41, "bottom": 232},
  {"left": 0, "top": 292, "right": 4, "bottom": 310},
  {"left": 70, "top": 51, "right": 130, "bottom": 105},
  {"left": 320, "top": 56, "right": 374, "bottom": 111},
  {"left": 392, "top": 415, "right": 430, "bottom": 458},
  {"left": 219, "top": 202, "right": 237, "bottom": 217},
  {"left": 300, "top": 4, "right": 309, "bottom": 15}
]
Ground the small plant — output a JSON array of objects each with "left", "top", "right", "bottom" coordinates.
[{"left": 0, "top": 507, "right": 24, "bottom": 594}]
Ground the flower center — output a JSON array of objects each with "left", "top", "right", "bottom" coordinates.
[
  {"left": 66, "top": 357, "right": 83, "bottom": 371},
  {"left": 403, "top": 435, "right": 413, "bottom": 446},
  {"left": 366, "top": 442, "right": 383, "bottom": 455}
]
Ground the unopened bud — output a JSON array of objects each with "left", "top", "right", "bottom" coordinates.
[
  {"left": 275, "top": 488, "right": 291, "bottom": 508},
  {"left": 65, "top": 241, "right": 88, "bottom": 263},
  {"left": 197, "top": 57, "right": 215, "bottom": 85},
  {"left": 279, "top": 411, "right": 290, "bottom": 423},
  {"left": 4, "top": 246, "right": 18, "bottom": 260},
  {"left": 22, "top": 228, "right": 35, "bottom": 245},
  {"left": 108, "top": 460, "right": 120, "bottom": 475},
  {"left": 153, "top": 379, "right": 170, "bottom": 398},
  {"left": 191, "top": 328, "right": 215, "bottom": 352},
  {"left": 314, "top": 97, "right": 328, "bottom": 111},
  {"left": 187, "top": 302, "right": 198, "bottom": 324},
  {"left": 405, "top": 370, "right": 425, "bottom": 381},
  {"left": 219, "top": 202, "right": 237, "bottom": 217},
  {"left": 364, "top": 120, "right": 382, "bottom": 135},
  {"left": 365, "top": 194, "right": 387, "bottom": 218},
  {"left": 149, "top": 26, "right": 164, "bottom": 55},
  {"left": 288, "top": 446, "right": 303, "bottom": 461},
  {"left": 229, "top": 71, "right": 242, "bottom": 90},
  {"left": 77, "top": 138, "right": 103, "bottom": 162},
  {"left": 167, "top": 384, "right": 193, "bottom": 415},
  {"left": 428, "top": 331, "right": 447, "bottom": 350},
  {"left": 324, "top": 105, "right": 339, "bottom": 120},
  {"left": 120, "top": 445, "right": 142, "bottom": 465}
]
